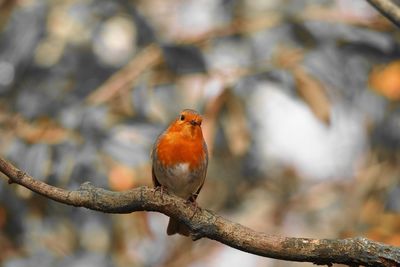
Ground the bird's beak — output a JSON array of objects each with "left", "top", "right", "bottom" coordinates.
[{"left": 190, "top": 120, "right": 198, "bottom": 126}]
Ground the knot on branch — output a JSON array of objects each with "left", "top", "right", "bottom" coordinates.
[
  {"left": 66, "top": 181, "right": 98, "bottom": 208},
  {"left": 188, "top": 209, "right": 219, "bottom": 241}
]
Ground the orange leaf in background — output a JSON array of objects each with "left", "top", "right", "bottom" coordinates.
[
  {"left": 109, "top": 164, "right": 136, "bottom": 191},
  {"left": 387, "top": 234, "right": 400, "bottom": 247},
  {"left": 365, "top": 213, "right": 400, "bottom": 246},
  {"left": 293, "top": 67, "right": 331, "bottom": 125},
  {"left": 274, "top": 46, "right": 304, "bottom": 69},
  {"left": 202, "top": 85, "right": 228, "bottom": 156},
  {"left": 16, "top": 117, "right": 73, "bottom": 144},
  {"left": 369, "top": 61, "right": 400, "bottom": 101},
  {"left": 273, "top": 46, "right": 331, "bottom": 124},
  {"left": 221, "top": 91, "right": 250, "bottom": 156},
  {"left": 273, "top": 46, "right": 331, "bottom": 125}
]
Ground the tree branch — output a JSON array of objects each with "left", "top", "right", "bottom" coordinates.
[
  {"left": 0, "top": 157, "right": 399, "bottom": 266},
  {"left": 366, "top": 0, "right": 400, "bottom": 28}
]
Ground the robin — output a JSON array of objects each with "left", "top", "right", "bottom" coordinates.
[{"left": 151, "top": 109, "right": 208, "bottom": 236}]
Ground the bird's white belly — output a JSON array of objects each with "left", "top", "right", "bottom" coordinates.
[{"left": 156, "top": 162, "right": 201, "bottom": 199}]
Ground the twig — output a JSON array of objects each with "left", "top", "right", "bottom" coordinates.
[
  {"left": 86, "top": 44, "right": 163, "bottom": 105},
  {"left": 0, "top": 157, "right": 399, "bottom": 266},
  {"left": 366, "top": 0, "right": 400, "bottom": 27}
]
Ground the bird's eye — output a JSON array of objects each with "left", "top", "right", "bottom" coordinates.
[{"left": 180, "top": 115, "right": 185, "bottom": 121}]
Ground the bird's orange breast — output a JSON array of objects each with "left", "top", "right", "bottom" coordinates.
[{"left": 156, "top": 132, "right": 206, "bottom": 170}]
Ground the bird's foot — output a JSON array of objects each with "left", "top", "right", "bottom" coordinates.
[
  {"left": 186, "top": 195, "right": 200, "bottom": 219},
  {"left": 153, "top": 185, "right": 167, "bottom": 200}
]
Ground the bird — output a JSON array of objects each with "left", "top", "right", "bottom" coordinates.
[{"left": 151, "top": 109, "right": 208, "bottom": 236}]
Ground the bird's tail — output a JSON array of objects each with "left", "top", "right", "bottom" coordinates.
[{"left": 167, "top": 218, "right": 190, "bottom": 236}]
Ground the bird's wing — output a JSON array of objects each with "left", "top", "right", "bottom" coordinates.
[
  {"left": 151, "top": 139, "right": 162, "bottom": 187},
  {"left": 191, "top": 141, "right": 209, "bottom": 201},
  {"left": 152, "top": 165, "right": 161, "bottom": 187}
]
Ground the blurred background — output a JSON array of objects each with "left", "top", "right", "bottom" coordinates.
[{"left": 0, "top": 0, "right": 399, "bottom": 266}]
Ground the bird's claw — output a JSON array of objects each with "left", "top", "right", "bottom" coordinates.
[
  {"left": 153, "top": 185, "right": 167, "bottom": 201},
  {"left": 186, "top": 196, "right": 200, "bottom": 219}
]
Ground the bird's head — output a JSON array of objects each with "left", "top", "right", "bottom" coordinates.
[{"left": 168, "top": 109, "right": 204, "bottom": 139}]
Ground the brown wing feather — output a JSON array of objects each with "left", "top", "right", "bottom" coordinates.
[
  {"left": 151, "top": 137, "right": 162, "bottom": 188},
  {"left": 190, "top": 140, "right": 208, "bottom": 201},
  {"left": 152, "top": 166, "right": 161, "bottom": 187}
]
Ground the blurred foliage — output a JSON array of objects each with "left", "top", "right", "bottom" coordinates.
[{"left": 0, "top": 0, "right": 399, "bottom": 266}]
